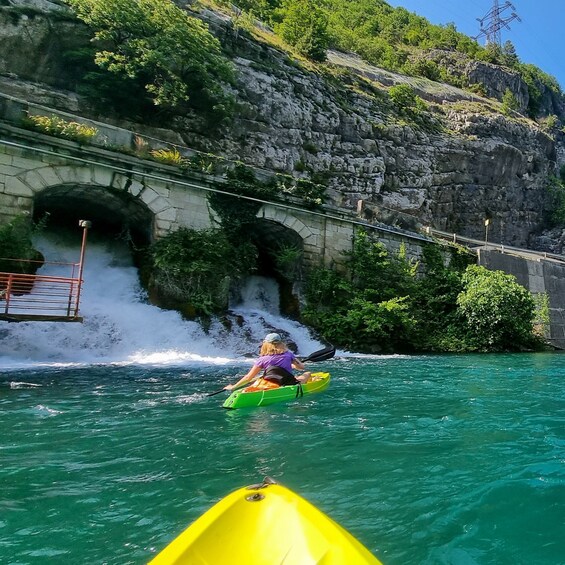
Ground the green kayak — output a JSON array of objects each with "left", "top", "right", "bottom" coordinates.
[{"left": 223, "top": 372, "right": 330, "bottom": 409}]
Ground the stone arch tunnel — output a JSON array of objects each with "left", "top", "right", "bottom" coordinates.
[{"left": 32, "top": 183, "right": 155, "bottom": 248}]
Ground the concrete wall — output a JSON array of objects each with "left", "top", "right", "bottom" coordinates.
[{"left": 478, "top": 249, "right": 565, "bottom": 348}]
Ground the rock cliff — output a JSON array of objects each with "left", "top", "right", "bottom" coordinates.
[{"left": 1, "top": 0, "right": 564, "bottom": 247}]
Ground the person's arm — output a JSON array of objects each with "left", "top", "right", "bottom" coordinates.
[
  {"left": 291, "top": 356, "right": 305, "bottom": 371},
  {"left": 224, "top": 364, "right": 262, "bottom": 390}
]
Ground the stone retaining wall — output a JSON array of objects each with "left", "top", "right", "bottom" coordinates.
[{"left": 478, "top": 249, "right": 565, "bottom": 348}]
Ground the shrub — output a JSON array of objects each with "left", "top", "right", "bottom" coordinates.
[
  {"left": 546, "top": 175, "right": 565, "bottom": 227},
  {"left": 303, "top": 229, "right": 418, "bottom": 352},
  {"left": 272, "top": 243, "right": 303, "bottom": 281},
  {"left": 282, "top": 178, "right": 326, "bottom": 206},
  {"left": 303, "top": 232, "right": 541, "bottom": 353},
  {"left": 208, "top": 164, "right": 279, "bottom": 238},
  {"left": 0, "top": 215, "right": 44, "bottom": 275},
  {"left": 456, "top": 265, "right": 538, "bottom": 351},
  {"left": 387, "top": 84, "right": 433, "bottom": 127},
  {"left": 67, "top": 0, "right": 235, "bottom": 121},
  {"left": 23, "top": 114, "right": 98, "bottom": 143},
  {"left": 150, "top": 147, "right": 187, "bottom": 166},
  {"left": 149, "top": 227, "right": 256, "bottom": 316},
  {"left": 501, "top": 88, "right": 520, "bottom": 115}
]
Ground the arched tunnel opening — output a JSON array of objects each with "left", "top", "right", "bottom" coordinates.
[
  {"left": 247, "top": 219, "right": 305, "bottom": 318},
  {"left": 32, "top": 185, "right": 154, "bottom": 251}
]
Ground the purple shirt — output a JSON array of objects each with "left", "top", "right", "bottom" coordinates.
[{"left": 254, "top": 351, "right": 296, "bottom": 373}]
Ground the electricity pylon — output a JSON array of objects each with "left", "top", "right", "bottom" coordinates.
[{"left": 476, "top": 0, "right": 521, "bottom": 45}]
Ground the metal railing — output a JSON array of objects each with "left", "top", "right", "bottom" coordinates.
[
  {"left": 0, "top": 221, "right": 90, "bottom": 322},
  {"left": 423, "top": 226, "right": 565, "bottom": 265},
  {"left": 0, "top": 268, "right": 82, "bottom": 321}
]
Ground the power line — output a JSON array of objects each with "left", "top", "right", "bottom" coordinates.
[{"left": 475, "top": 0, "right": 521, "bottom": 46}]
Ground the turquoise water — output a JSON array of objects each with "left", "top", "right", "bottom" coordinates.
[{"left": 1, "top": 353, "right": 564, "bottom": 565}]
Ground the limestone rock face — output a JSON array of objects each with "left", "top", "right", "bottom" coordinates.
[
  {"left": 191, "top": 37, "right": 559, "bottom": 247},
  {"left": 0, "top": 2, "right": 89, "bottom": 90},
  {"left": 0, "top": 3, "right": 563, "bottom": 248},
  {"left": 416, "top": 49, "right": 532, "bottom": 113}
]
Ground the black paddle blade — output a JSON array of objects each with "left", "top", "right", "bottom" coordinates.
[{"left": 300, "top": 345, "right": 335, "bottom": 363}]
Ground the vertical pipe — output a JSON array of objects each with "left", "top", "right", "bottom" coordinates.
[
  {"left": 4, "top": 274, "right": 12, "bottom": 314},
  {"left": 74, "top": 220, "right": 91, "bottom": 318}
]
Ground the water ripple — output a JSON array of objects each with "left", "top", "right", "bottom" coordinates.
[{"left": 0, "top": 354, "right": 564, "bottom": 565}]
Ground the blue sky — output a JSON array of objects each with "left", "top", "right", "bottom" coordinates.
[{"left": 386, "top": 1, "right": 565, "bottom": 89}]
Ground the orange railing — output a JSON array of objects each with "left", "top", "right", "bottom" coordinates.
[
  {"left": 0, "top": 220, "right": 90, "bottom": 322},
  {"left": 0, "top": 263, "right": 82, "bottom": 321}
]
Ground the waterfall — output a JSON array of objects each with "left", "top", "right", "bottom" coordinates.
[{"left": 0, "top": 231, "right": 323, "bottom": 369}]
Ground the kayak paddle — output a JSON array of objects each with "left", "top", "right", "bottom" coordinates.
[
  {"left": 298, "top": 344, "right": 335, "bottom": 363},
  {"left": 207, "top": 380, "right": 249, "bottom": 397},
  {"left": 207, "top": 344, "right": 335, "bottom": 397}
]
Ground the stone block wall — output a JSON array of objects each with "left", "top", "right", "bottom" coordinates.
[{"left": 478, "top": 249, "right": 565, "bottom": 348}]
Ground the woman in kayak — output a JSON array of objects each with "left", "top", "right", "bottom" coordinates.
[{"left": 224, "top": 333, "right": 311, "bottom": 391}]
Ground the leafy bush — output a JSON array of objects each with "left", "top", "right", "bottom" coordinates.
[
  {"left": 387, "top": 84, "right": 433, "bottom": 127},
  {"left": 23, "top": 114, "right": 98, "bottom": 143},
  {"left": 149, "top": 227, "right": 257, "bottom": 315},
  {"left": 303, "top": 229, "right": 418, "bottom": 352},
  {"left": 546, "top": 175, "right": 565, "bottom": 227},
  {"left": 188, "top": 153, "right": 222, "bottom": 175},
  {"left": 402, "top": 58, "right": 441, "bottom": 81},
  {"left": 281, "top": 178, "right": 326, "bottom": 206},
  {"left": 501, "top": 88, "right": 519, "bottom": 115},
  {"left": 303, "top": 233, "right": 541, "bottom": 353},
  {"left": 410, "top": 244, "right": 472, "bottom": 350},
  {"left": 349, "top": 231, "right": 417, "bottom": 300},
  {"left": 208, "top": 164, "right": 279, "bottom": 239},
  {"left": 456, "top": 265, "right": 538, "bottom": 351},
  {"left": 0, "top": 215, "right": 44, "bottom": 275},
  {"left": 389, "top": 83, "right": 419, "bottom": 110},
  {"left": 64, "top": 46, "right": 154, "bottom": 119},
  {"left": 272, "top": 243, "right": 303, "bottom": 281}
]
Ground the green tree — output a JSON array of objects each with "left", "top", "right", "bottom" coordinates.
[
  {"left": 546, "top": 175, "right": 565, "bottom": 226},
  {"left": 501, "top": 40, "right": 519, "bottom": 68},
  {"left": 501, "top": 88, "right": 520, "bottom": 115},
  {"left": 517, "top": 63, "right": 561, "bottom": 118},
  {"left": 207, "top": 164, "right": 279, "bottom": 239},
  {"left": 456, "top": 265, "right": 538, "bottom": 351},
  {"left": 276, "top": 0, "right": 330, "bottom": 62},
  {"left": 67, "top": 0, "right": 234, "bottom": 118},
  {"left": 388, "top": 83, "right": 429, "bottom": 125},
  {"left": 389, "top": 83, "right": 419, "bottom": 109},
  {"left": 231, "top": 0, "right": 280, "bottom": 22},
  {"left": 303, "top": 229, "right": 418, "bottom": 352},
  {"left": 349, "top": 230, "right": 416, "bottom": 301},
  {"left": 479, "top": 41, "right": 503, "bottom": 64},
  {"left": 411, "top": 244, "right": 472, "bottom": 350}
]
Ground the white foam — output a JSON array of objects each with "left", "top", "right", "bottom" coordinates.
[{"left": 0, "top": 232, "right": 324, "bottom": 369}]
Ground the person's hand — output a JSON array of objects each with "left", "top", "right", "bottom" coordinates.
[{"left": 224, "top": 384, "right": 234, "bottom": 391}]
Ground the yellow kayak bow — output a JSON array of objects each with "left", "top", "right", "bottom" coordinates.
[{"left": 149, "top": 478, "right": 383, "bottom": 564}]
